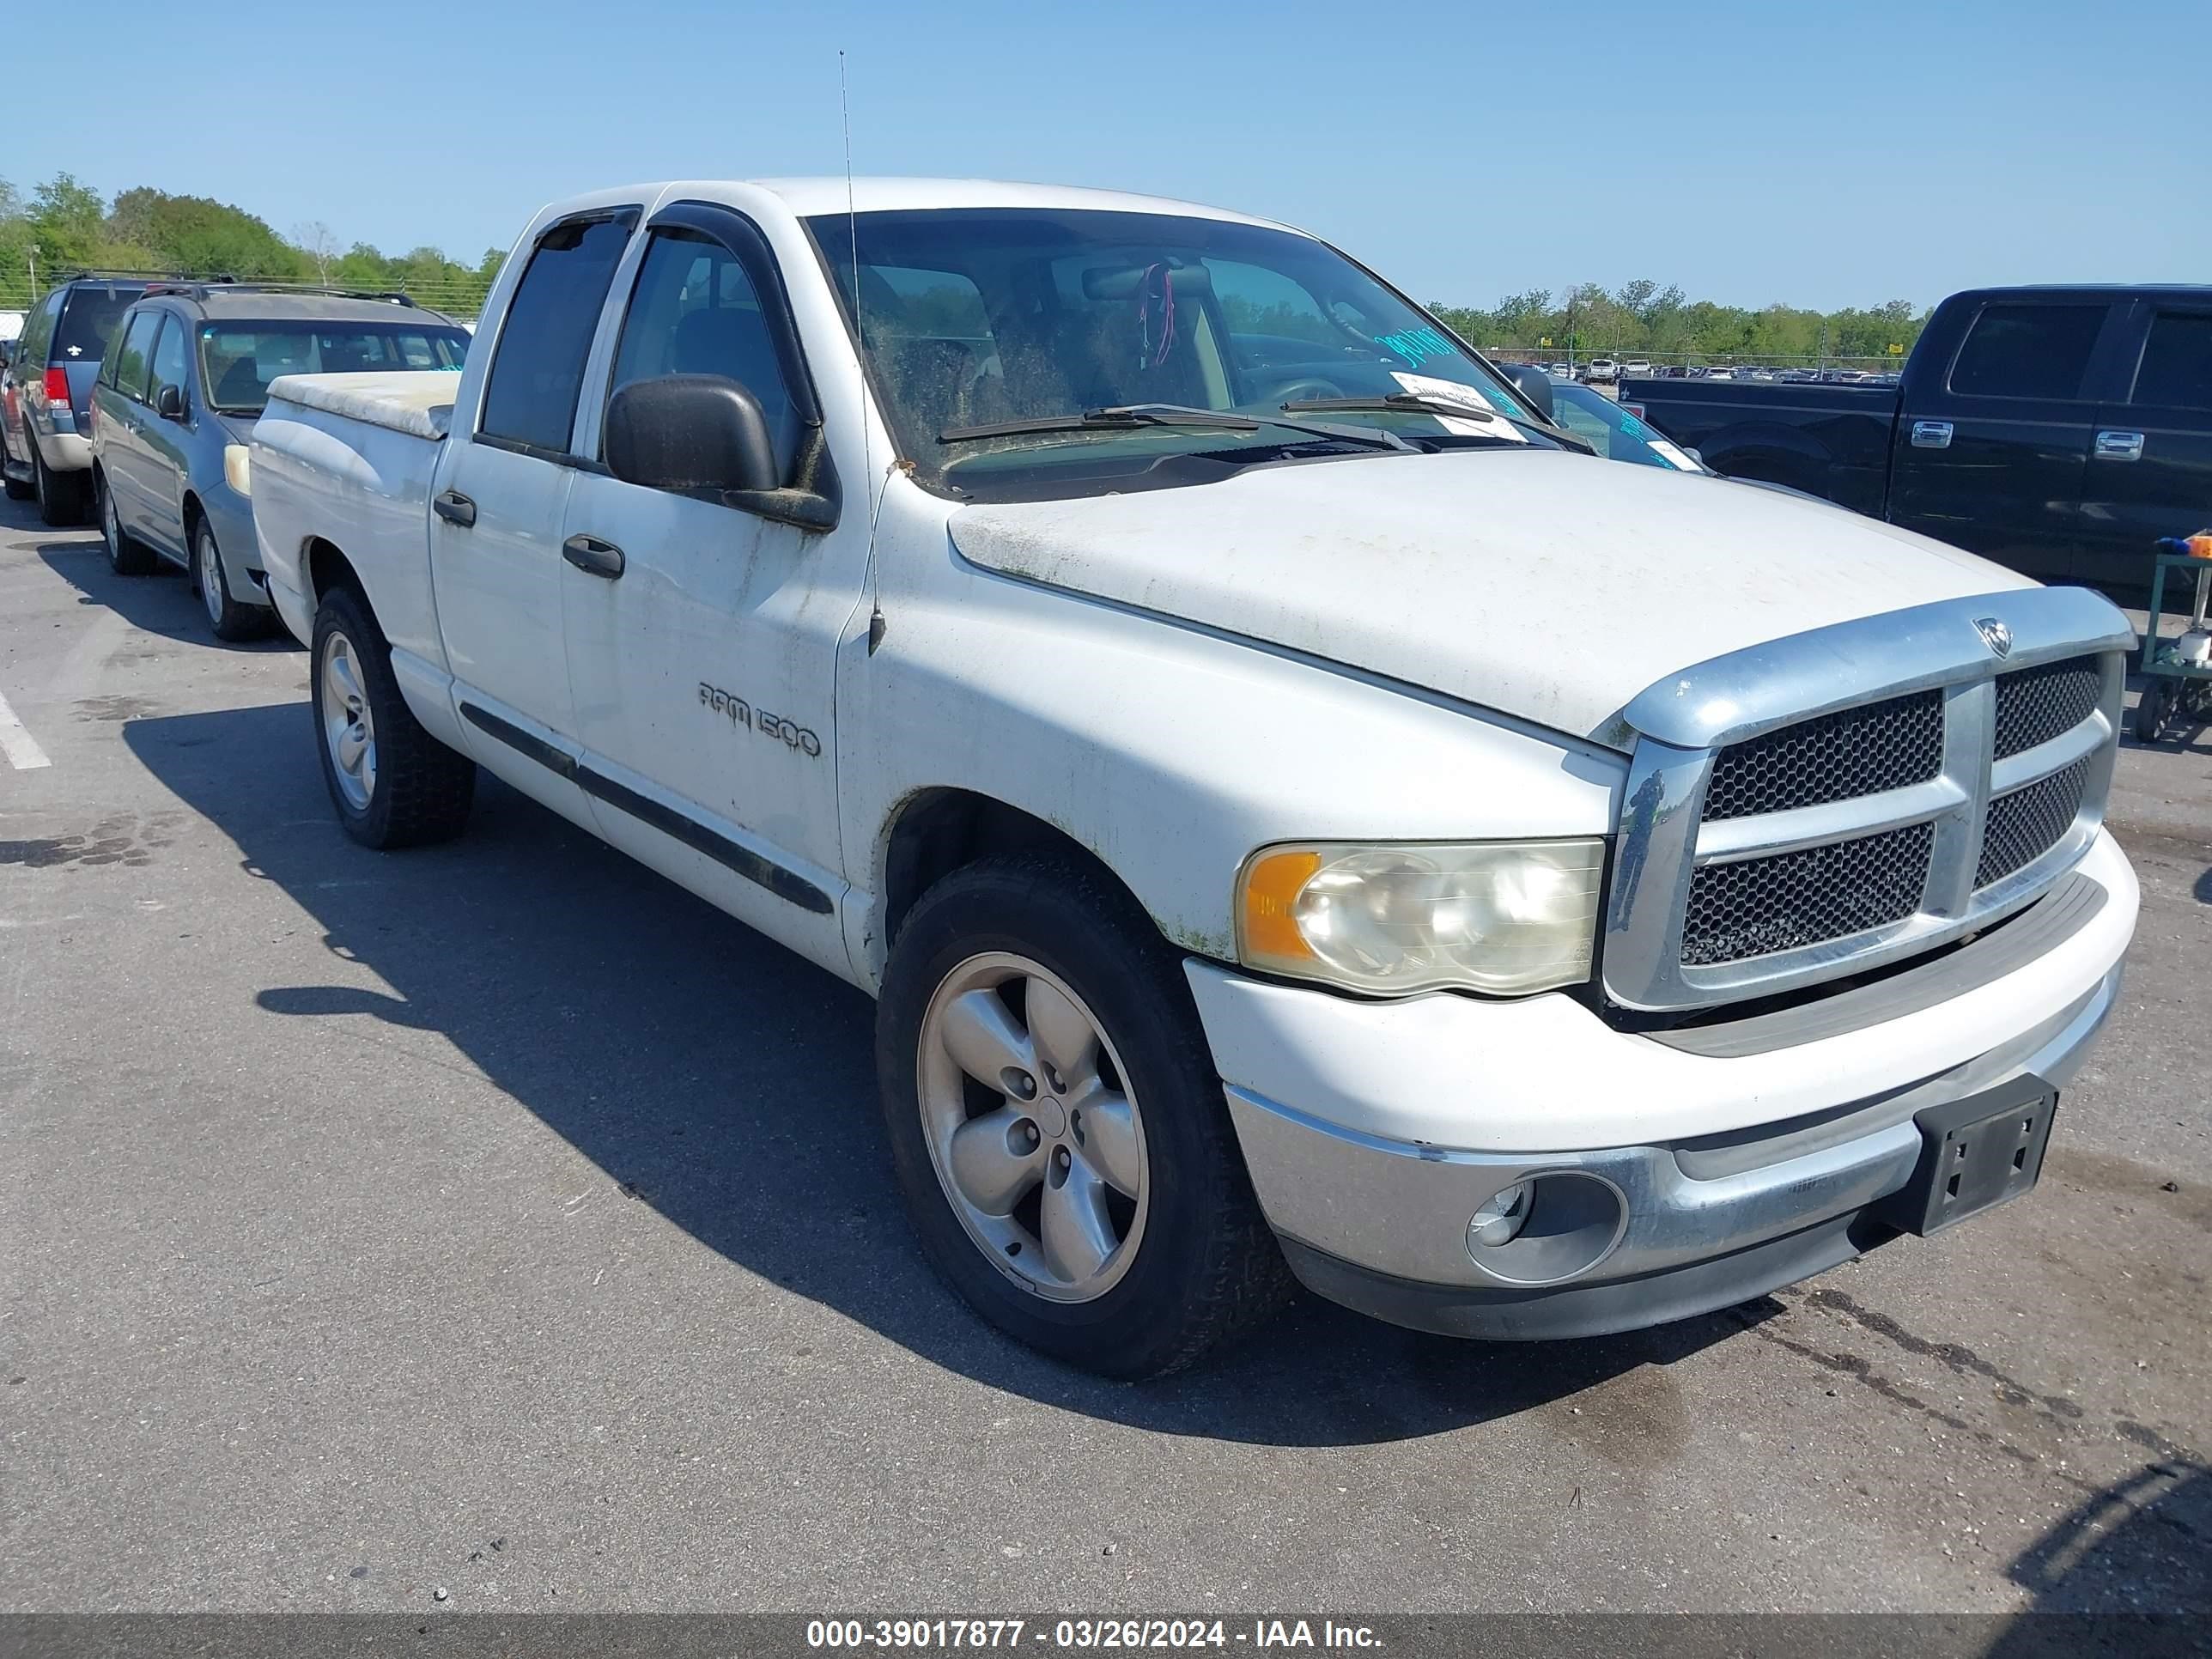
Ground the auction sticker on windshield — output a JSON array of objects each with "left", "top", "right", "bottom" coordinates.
[{"left": 1390, "top": 371, "right": 1528, "bottom": 441}]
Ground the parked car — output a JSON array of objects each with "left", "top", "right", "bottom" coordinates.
[
  {"left": 1534, "top": 376, "right": 1705, "bottom": 471},
  {"left": 1631, "top": 286, "right": 2212, "bottom": 585},
  {"left": 249, "top": 179, "right": 2136, "bottom": 1377},
  {"left": 1620, "top": 360, "right": 1652, "bottom": 378},
  {"left": 1581, "top": 356, "right": 1620, "bottom": 382},
  {"left": 89, "top": 283, "right": 469, "bottom": 639},
  {"left": 2, "top": 275, "right": 157, "bottom": 524}
]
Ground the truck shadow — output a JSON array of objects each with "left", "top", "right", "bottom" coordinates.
[
  {"left": 34, "top": 535, "right": 300, "bottom": 653},
  {"left": 1997, "top": 1458, "right": 2211, "bottom": 1622},
  {"left": 121, "top": 700, "right": 1751, "bottom": 1446}
]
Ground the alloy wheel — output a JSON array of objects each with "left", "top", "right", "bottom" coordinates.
[
  {"left": 915, "top": 952, "right": 1150, "bottom": 1303},
  {"left": 319, "top": 631, "right": 378, "bottom": 811}
]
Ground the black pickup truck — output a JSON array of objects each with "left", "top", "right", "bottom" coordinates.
[{"left": 1626, "top": 286, "right": 2212, "bottom": 586}]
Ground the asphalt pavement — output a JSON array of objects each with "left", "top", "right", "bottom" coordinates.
[{"left": 2, "top": 495, "right": 2208, "bottom": 1615}]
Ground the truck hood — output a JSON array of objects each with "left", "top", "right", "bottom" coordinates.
[{"left": 948, "top": 449, "right": 2036, "bottom": 750}]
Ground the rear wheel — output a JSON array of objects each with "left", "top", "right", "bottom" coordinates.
[
  {"left": 877, "top": 855, "right": 1289, "bottom": 1377},
  {"left": 311, "top": 584, "right": 476, "bottom": 848},
  {"left": 100, "top": 473, "right": 157, "bottom": 575},
  {"left": 193, "top": 520, "right": 266, "bottom": 641},
  {"left": 36, "top": 450, "right": 87, "bottom": 528},
  {"left": 1, "top": 426, "right": 32, "bottom": 500}
]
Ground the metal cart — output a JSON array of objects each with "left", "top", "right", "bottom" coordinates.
[{"left": 2135, "top": 539, "right": 2212, "bottom": 744}]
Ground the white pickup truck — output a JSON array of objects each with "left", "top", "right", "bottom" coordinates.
[{"left": 250, "top": 179, "right": 2138, "bottom": 1377}]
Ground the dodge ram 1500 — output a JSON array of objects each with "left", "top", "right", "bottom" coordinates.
[{"left": 250, "top": 179, "right": 2138, "bottom": 1376}]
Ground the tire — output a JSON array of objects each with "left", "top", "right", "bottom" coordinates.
[
  {"left": 193, "top": 519, "right": 266, "bottom": 641},
  {"left": 1, "top": 426, "right": 31, "bottom": 501},
  {"left": 2134, "top": 681, "right": 2171, "bottom": 744},
  {"left": 98, "top": 472, "right": 157, "bottom": 575},
  {"left": 36, "top": 449, "right": 88, "bottom": 528},
  {"left": 311, "top": 583, "right": 476, "bottom": 848},
  {"left": 877, "top": 854, "right": 1290, "bottom": 1378}
]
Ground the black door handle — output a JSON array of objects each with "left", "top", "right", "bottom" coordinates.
[
  {"left": 433, "top": 489, "right": 477, "bottom": 527},
  {"left": 562, "top": 533, "right": 625, "bottom": 579}
]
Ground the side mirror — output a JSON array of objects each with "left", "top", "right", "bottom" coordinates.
[
  {"left": 155, "top": 384, "right": 185, "bottom": 421},
  {"left": 607, "top": 374, "right": 779, "bottom": 496},
  {"left": 1502, "top": 362, "right": 1555, "bottom": 421}
]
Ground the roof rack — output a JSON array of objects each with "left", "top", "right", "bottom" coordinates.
[{"left": 139, "top": 279, "right": 421, "bottom": 308}]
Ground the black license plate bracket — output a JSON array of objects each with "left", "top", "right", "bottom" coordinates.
[{"left": 1877, "top": 1078, "right": 2058, "bottom": 1237}]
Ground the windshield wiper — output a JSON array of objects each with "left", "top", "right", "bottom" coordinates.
[
  {"left": 940, "top": 403, "right": 1407, "bottom": 451},
  {"left": 1280, "top": 394, "right": 1596, "bottom": 456}
]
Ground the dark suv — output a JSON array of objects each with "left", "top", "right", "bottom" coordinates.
[
  {"left": 90, "top": 283, "right": 469, "bottom": 638},
  {"left": 2, "top": 275, "right": 157, "bottom": 525}
]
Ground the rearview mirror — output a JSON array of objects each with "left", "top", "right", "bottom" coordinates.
[
  {"left": 607, "top": 374, "right": 779, "bottom": 497},
  {"left": 1502, "top": 362, "right": 1555, "bottom": 421},
  {"left": 155, "top": 384, "right": 185, "bottom": 421}
]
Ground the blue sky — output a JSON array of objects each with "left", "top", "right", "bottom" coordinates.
[{"left": 13, "top": 0, "right": 2207, "bottom": 311}]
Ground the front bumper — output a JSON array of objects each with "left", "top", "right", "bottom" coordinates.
[{"left": 1188, "top": 832, "right": 2136, "bottom": 1340}]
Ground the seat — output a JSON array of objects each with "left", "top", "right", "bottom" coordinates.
[
  {"left": 670, "top": 307, "right": 795, "bottom": 465},
  {"left": 215, "top": 357, "right": 267, "bottom": 410},
  {"left": 882, "top": 339, "right": 977, "bottom": 443}
]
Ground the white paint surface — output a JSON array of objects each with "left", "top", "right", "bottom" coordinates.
[{"left": 0, "top": 690, "right": 52, "bottom": 769}]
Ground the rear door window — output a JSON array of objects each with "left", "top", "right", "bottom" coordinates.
[
  {"left": 2130, "top": 312, "right": 2212, "bottom": 409},
  {"left": 1948, "top": 304, "right": 2106, "bottom": 400},
  {"left": 113, "top": 312, "right": 163, "bottom": 402},
  {"left": 56, "top": 285, "right": 144, "bottom": 365},
  {"left": 21, "top": 290, "right": 62, "bottom": 365},
  {"left": 478, "top": 213, "right": 635, "bottom": 454}
]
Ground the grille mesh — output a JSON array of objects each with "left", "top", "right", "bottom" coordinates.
[
  {"left": 1976, "top": 758, "right": 2090, "bottom": 889},
  {"left": 1993, "top": 658, "right": 2101, "bottom": 760},
  {"left": 1681, "top": 822, "right": 1935, "bottom": 966},
  {"left": 1703, "top": 690, "right": 1944, "bottom": 821}
]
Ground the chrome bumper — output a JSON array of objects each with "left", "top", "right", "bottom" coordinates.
[{"left": 1230, "top": 962, "right": 2123, "bottom": 1340}]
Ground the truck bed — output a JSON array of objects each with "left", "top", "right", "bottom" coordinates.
[
  {"left": 262, "top": 369, "right": 462, "bottom": 441},
  {"left": 1625, "top": 378, "right": 1902, "bottom": 517}
]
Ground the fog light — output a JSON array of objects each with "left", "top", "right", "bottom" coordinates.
[{"left": 1468, "top": 1182, "right": 1530, "bottom": 1249}]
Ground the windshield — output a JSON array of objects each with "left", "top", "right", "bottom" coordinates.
[
  {"left": 198, "top": 321, "right": 471, "bottom": 412},
  {"left": 806, "top": 208, "right": 1553, "bottom": 497},
  {"left": 1546, "top": 381, "right": 1704, "bottom": 472},
  {"left": 56, "top": 285, "right": 146, "bottom": 363}
]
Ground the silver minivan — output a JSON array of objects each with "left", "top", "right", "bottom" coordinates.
[{"left": 90, "top": 283, "right": 469, "bottom": 639}]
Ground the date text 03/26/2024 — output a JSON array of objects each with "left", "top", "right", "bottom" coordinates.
[{"left": 805, "top": 1620, "right": 1383, "bottom": 1650}]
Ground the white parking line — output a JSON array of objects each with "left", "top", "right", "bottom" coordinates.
[{"left": 0, "top": 690, "right": 53, "bottom": 770}]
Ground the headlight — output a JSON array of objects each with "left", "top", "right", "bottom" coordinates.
[
  {"left": 1237, "top": 839, "right": 1605, "bottom": 996},
  {"left": 223, "top": 444, "right": 252, "bottom": 496}
]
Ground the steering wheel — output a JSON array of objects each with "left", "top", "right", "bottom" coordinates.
[{"left": 1267, "top": 376, "right": 1349, "bottom": 407}]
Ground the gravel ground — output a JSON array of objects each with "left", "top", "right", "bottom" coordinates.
[{"left": 2, "top": 495, "right": 2206, "bottom": 1616}]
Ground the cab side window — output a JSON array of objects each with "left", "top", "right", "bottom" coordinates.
[
  {"left": 149, "top": 317, "right": 191, "bottom": 411},
  {"left": 2130, "top": 313, "right": 2212, "bottom": 410},
  {"left": 478, "top": 213, "right": 635, "bottom": 456},
  {"left": 607, "top": 229, "right": 799, "bottom": 477},
  {"left": 1948, "top": 304, "right": 2105, "bottom": 400},
  {"left": 113, "top": 311, "right": 162, "bottom": 402}
]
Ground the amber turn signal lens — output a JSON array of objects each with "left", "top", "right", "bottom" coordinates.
[{"left": 1239, "top": 848, "right": 1322, "bottom": 963}]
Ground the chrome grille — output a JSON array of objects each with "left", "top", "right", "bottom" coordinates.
[
  {"left": 1601, "top": 590, "right": 2132, "bottom": 1013},
  {"left": 1993, "top": 657, "right": 2102, "bottom": 760},
  {"left": 1977, "top": 758, "right": 2092, "bottom": 890},
  {"left": 1681, "top": 823, "right": 1935, "bottom": 966},
  {"left": 1703, "top": 690, "right": 1943, "bottom": 820}
]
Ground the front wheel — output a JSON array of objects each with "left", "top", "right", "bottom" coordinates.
[
  {"left": 311, "top": 584, "right": 476, "bottom": 848},
  {"left": 194, "top": 520, "right": 266, "bottom": 641},
  {"left": 877, "top": 855, "right": 1289, "bottom": 1377}
]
